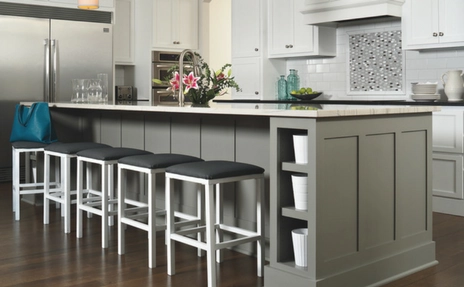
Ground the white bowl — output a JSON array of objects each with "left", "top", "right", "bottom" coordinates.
[{"left": 411, "top": 82, "right": 437, "bottom": 94}]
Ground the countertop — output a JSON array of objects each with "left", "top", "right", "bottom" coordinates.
[{"left": 28, "top": 101, "right": 440, "bottom": 118}]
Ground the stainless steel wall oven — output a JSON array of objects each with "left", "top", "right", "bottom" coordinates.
[{"left": 152, "top": 51, "right": 193, "bottom": 105}]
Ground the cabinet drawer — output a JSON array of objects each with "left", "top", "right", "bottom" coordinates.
[
  {"left": 433, "top": 153, "right": 464, "bottom": 199},
  {"left": 433, "top": 110, "right": 463, "bottom": 153}
]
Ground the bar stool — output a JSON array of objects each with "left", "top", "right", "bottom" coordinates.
[
  {"left": 76, "top": 147, "right": 152, "bottom": 248},
  {"left": 43, "top": 142, "right": 112, "bottom": 233},
  {"left": 165, "top": 160, "right": 265, "bottom": 287},
  {"left": 12, "top": 141, "right": 58, "bottom": 221},
  {"left": 117, "top": 153, "right": 204, "bottom": 268}
]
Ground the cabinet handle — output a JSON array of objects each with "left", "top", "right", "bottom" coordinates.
[
  {"left": 433, "top": 32, "right": 438, "bottom": 37},
  {"left": 255, "top": 91, "right": 259, "bottom": 95},
  {"left": 172, "top": 41, "right": 180, "bottom": 44},
  {"left": 255, "top": 48, "right": 259, "bottom": 51},
  {"left": 439, "top": 32, "right": 444, "bottom": 36}
]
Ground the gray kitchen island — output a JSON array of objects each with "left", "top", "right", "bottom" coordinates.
[{"left": 40, "top": 102, "right": 438, "bottom": 287}]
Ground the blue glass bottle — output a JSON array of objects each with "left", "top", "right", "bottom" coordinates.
[
  {"left": 277, "top": 75, "right": 287, "bottom": 101},
  {"left": 287, "top": 69, "right": 300, "bottom": 100}
]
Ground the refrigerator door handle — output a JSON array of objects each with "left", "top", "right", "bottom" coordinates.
[
  {"left": 51, "top": 39, "right": 57, "bottom": 102},
  {"left": 44, "top": 39, "right": 50, "bottom": 102}
]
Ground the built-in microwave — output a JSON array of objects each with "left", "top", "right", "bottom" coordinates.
[{"left": 152, "top": 51, "right": 193, "bottom": 105}]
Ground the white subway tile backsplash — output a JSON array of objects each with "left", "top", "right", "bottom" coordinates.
[
  {"left": 427, "top": 58, "right": 448, "bottom": 69},
  {"left": 316, "top": 64, "right": 330, "bottom": 73}
]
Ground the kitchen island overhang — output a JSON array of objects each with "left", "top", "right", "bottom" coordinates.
[{"left": 34, "top": 102, "right": 438, "bottom": 287}]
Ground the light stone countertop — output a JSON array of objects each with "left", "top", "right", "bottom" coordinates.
[{"left": 24, "top": 102, "right": 441, "bottom": 118}]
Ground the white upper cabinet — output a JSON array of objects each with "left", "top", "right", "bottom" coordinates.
[
  {"left": 268, "top": 0, "right": 336, "bottom": 58},
  {"left": 114, "top": 0, "right": 134, "bottom": 64},
  {"left": 152, "top": 0, "right": 199, "bottom": 51},
  {"left": 231, "top": 0, "right": 261, "bottom": 58},
  {"left": 403, "top": 0, "right": 464, "bottom": 50}
]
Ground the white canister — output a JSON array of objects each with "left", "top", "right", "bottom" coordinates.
[
  {"left": 292, "top": 228, "right": 308, "bottom": 267},
  {"left": 293, "top": 135, "right": 308, "bottom": 164},
  {"left": 291, "top": 174, "right": 308, "bottom": 210}
]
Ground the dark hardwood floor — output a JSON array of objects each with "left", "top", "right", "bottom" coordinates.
[{"left": 2, "top": 181, "right": 464, "bottom": 287}]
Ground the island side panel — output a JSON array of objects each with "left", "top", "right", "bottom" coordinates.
[{"left": 235, "top": 116, "right": 271, "bottom": 253}]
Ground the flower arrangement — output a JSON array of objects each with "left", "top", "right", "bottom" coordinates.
[{"left": 153, "top": 53, "right": 241, "bottom": 106}]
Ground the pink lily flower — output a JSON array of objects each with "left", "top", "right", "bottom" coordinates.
[
  {"left": 182, "top": 72, "right": 200, "bottom": 93},
  {"left": 170, "top": 72, "right": 180, "bottom": 91}
]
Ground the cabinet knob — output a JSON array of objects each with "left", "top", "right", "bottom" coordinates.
[
  {"left": 255, "top": 91, "right": 259, "bottom": 95},
  {"left": 433, "top": 32, "right": 438, "bottom": 37},
  {"left": 439, "top": 32, "right": 444, "bottom": 36},
  {"left": 289, "top": 44, "right": 293, "bottom": 48},
  {"left": 255, "top": 48, "right": 259, "bottom": 51},
  {"left": 285, "top": 45, "right": 290, "bottom": 48}
]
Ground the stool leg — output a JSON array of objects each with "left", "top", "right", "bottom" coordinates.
[
  {"left": 56, "top": 157, "right": 62, "bottom": 212},
  {"left": 118, "top": 166, "right": 125, "bottom": 256},
  {"left": 215, "top": 183, "right": 223, "bottom": 263},
  {"left": 43, "top": 153, "right": 51, "bottom": 225},
  {"left": 256, "top": 177, "right": 265, "bottom": 277},
  {"left": 63, "top": 156, "right": 71, "bottom": 233},
  {"left": 76, "top": 158, "right": 84, "bottom": 239},
  {"left": 108, "top": 164, "right": 114, "bottom": 227},
  {"left": 86, "top": 163, "right": 93, "bottom": 219},
  {"left": 13, "top": 149, "right": 21, "bottom": 220},
  {"left": 148, "top": 171, "right": 156, "bottom": 268},
  {"left": 205, "top": 183, "right": 217, "bottom": 287},
  {"left": 197, "top": 186, "right": 205, "bottom": 257},
  {"left": 12, "top": 147, "right": 16, "bottom": 213},
  {"left": 102, "top": 163, "right": 109, "bottom": 248},
  {"left": 167, "top": 176, "right": 175, "bottom": 276}
]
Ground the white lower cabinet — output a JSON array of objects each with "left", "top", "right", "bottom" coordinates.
[
  {"left": 432, "top": 109, "right": 464, "bottom": 216},
  {"left": 433, "top": 153, "right": 463, "bottom": 199}
]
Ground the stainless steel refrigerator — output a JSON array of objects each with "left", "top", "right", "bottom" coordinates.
[{"left": 0, "top": 3, "right": 113, "bottom": 179}]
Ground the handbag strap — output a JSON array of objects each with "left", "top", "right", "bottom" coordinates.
[{"left": 17, "top": 103, "right": 38, "bottom": 126}]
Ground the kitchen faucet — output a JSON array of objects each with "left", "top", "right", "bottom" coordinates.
[{"left": 178, "top": 49, "right": 200, "bottom": 107}]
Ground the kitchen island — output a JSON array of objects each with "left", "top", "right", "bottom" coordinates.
[{"left": 41, "top": 102, "right": 438, "bottom": 287}]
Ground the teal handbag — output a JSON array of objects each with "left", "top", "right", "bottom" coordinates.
[{"left": 9, "top": 102, "right": 58, "bottom": 144}]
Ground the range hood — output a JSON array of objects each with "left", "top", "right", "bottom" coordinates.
[{"left": 301, "top": 0, "right": 405, "bottom": 26}]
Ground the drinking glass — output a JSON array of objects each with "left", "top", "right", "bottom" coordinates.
[
  {"left": 71, "top": 79, "right": 90, "bottom": 103},
  {"left": 88, "top": 79, "right": 102, "bottom": 104},
  {"left": 97, "top": 73, "right": 108, "bottom": 104}
]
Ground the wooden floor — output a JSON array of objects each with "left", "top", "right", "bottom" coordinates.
[{"left": 2, "top": 181, "right": 464, "bottom": 287}]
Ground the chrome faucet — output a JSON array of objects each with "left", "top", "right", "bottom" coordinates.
[{"left": 178, "top": 49, "right": 200, "bottom": 107}]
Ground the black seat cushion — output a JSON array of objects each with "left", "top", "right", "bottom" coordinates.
[
  {"left": 118, "top": 153, "right": 204, "bottom": 169},
  {"left": 77, "top": 147, "right": 152, "bottom": 161},
  {"left": 45, "top": 142, "right": 112, "bottom": 154},
  {"left": 166, "top": 160, "right": 265, "bottom": 180},
  {"left": 11, "top": 141, "right": 49, "bottom": 149}
]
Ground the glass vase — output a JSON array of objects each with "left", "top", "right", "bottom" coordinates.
[{"left": 287, "top": 69, "right": 300, "bottom": 100}]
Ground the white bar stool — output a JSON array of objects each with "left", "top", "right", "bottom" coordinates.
[
  {"left": 76, "top": 147, "right": 152, "bottom": 248},
  {"left": 43, "top": 142, "right": 111, "bottom": 233},
  {"left": 165, "top": 160, "right": 265, "bottom": 287},
  {"left": 12, "top": 141, "right": 57, "bottom": 221},
  {"left": 117, "top": 153, "right": 204, "bottom": 268}
]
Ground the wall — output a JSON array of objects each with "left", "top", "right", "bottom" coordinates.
[{"left": 287, "top": 19, "right": 464, "bottom": 100}]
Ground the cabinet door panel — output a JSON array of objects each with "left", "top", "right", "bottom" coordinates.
[
  {"left": 153, "top": 0, "right": 175, "bottom": 48},
  {"left": 231, "top": 57, "right": 261, "bottom": 99},
  {"left": 268, "top": 0, "right": 293, "bottom": 55},
  {"left": 432, "top": 110, "right": 463, "bottom": 153},
  {"left": 232, "top": 0, "right": 261, "bottom": 58},
  {"left": 403, "top": 0, "right": 438, "bottom": 47},
  {"left": 114, "top": 0, "right": 134, "bottom": 64},
  {"left": 433, "top": 153, "right": 464, "bottom": 199},
  {"left": 292, "top": 0, "right": 314, "bottom": 54},
  {"left": 439, "top": 0, "right": 464, "bottom": 44}
]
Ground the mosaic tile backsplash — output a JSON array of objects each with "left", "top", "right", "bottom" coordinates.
[{"left": 349, "top": 30, "right": 402, "bottom": 92}]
